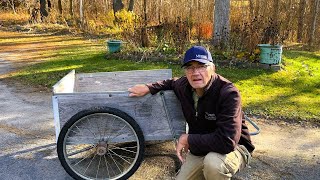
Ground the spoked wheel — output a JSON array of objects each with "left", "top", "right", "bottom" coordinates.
[{"left": 57, "top": 107, "right": 145, "bottom": 180}]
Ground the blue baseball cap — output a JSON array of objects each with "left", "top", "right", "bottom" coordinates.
[{"left": 182, "top": 46, "right": 213, "bottom": 67}]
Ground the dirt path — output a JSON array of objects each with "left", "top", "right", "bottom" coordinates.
[
  {"left": 0, "top": 29, "right": 319, "bottom": 180},
  {"left": 236, "top": 120, "right": 320, "bottom": 180}
]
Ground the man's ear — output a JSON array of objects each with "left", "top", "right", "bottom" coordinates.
[{"left": 210, "top": 63, "right": 216, "bottom": 72}]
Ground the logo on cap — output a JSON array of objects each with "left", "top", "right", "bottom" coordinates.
[{"left": 195, "top": 54, "right": 207, "bottom": 59}]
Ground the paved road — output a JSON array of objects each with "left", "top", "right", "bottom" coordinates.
[{"left": 0, "top": 59, "right": 72, "bottom": 180}]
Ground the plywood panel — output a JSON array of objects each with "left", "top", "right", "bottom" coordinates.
[
  {"left": 55, "top": 91, "right": 185, "bottom": 141},
  {"left": 74, "top": 69, "right": 172, "bottom": 92}
]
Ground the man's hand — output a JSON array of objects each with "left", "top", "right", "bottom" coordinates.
[
  {"left": 176, "top": 134, "right": 189, "bottom": 163},
  {"left": 128, "top": 84, "right": 150, "bottom": 97}
]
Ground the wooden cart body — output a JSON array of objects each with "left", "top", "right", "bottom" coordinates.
[{"left": 52, "top": 69, "right": 186, "bottom": 142}]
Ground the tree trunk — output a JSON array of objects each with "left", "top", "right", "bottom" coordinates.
[
  {"left": 158, "top": 0, "right": 163, "bottom": 24},
  {"left": 248, "top": 0, "right": 254, "bottom": 20},
  {"left": 9, "top": 0, "right": 16, "bottom": 14},
  {"left": 128, "top": 0, "right": 134, "bottom": 11},
  {"left": 141, "top": 0, "right": 149, "bottom": 47},
  {"left": 212, "top": 0, "right": 231, "bottom": 48},
  {"left": 254, "top": 0, "right": 260, "bottom": 18},
  {"left": 47, "top": 0, "right": 51, "bottom": 12},
  {"left": 297, "top": 0, "right": 306, "bottom": 42},
  {"left": 308, "top": 0, "right": 320, "bottom": 46},
  {"left": 93, "top": 0, "right": 98, "bottom": 17},
  {"left": 104, "top": 0, "right": 108, "bottom": 13},
  {"left": 282, "top": 0, "right": 293, "bottom": 41},
  {"left": 272, "top": 0, "right": 280, "bottom": 20},
  {"left": 113, "top": 0, "right": 124, "bottom": 14},
  {"left": 40, "top": 0, "right": 48, "bottom": 21},
  {"left": 58, "top": 0, "right": 63, "bottom": 15},
  {"left": 80, "top": 0, "right": 83, "bottom": 25},
  {"left": 188, "top": 0, "right": 192, "bottom": 19},
  {"left": 69, "top": 0, "right": 73, "bottom": 17}
]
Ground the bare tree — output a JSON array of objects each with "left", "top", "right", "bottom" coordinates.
[
  {"left": 80, "top": 0, "right": 83, "bottom": 24},
  {"left": 9, "top": 0, "right": 17, "bottom": 14},
  {"left": 113, "top": 0, "right": 124, "bottom": 14},
  {"left": 128, "top": 0, "right": 134, "bottom": 11},
  {"left": 104, "top": 0, "right": 108, "bottom": 13},
  {"left": 213, "top": 0, "right": 231, "bottom": 48},
  {"left": 282, "top": 0, "right": 293, "bottom": 41},
  {"left": 47, "top": 0, "right": 51, "bottom": 11},
  {"left": 141, "top": 0, "right": 149, "bottom": 47},
  {"left": 308, "top": 0, "right": 320, "bottom": 46},
  {"left": 69, "top": 0, "right": 73, "bottom": 17},
  {"left": 58, "top": 0, "right": 63, "bottom": 15},
  {"left": 254, "top": 0, "right": 260, "bottom": 18},
  {"left": 297, "top": 0, "right": 306, "bottom": 42},
  {"left": 248, "top": 0, "right": 254, "bottom": 20},
  {"left": 40, "top": 0, "right": 48, "bottom": 21},
  {"left": 272, "top": 0, "right": 280, "bottom": 20}
]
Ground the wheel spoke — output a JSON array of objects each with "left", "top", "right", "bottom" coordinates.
[
  {"left": 103, "top": 154, "right": 112, "bottom": 178},
  {"left": 67, "top": 145, "right": 95, "bottom": 157},
  {"left": 109, "top": 144, "right": 137, "bottom": 154},
  {"left": 84, "top": 117, "right": 98, "bottom": 138},
  {"left": 109, "top": 149, "right": 134, "bottom": 164},
  {"left": 107, "top": 151, "right": 123, "bottom": 174},
  {"left": 105, "top": 117, "right": 117, "bottom": 141},
  {"left": 107, "top": 124, "right": 127, "bottom": 142},
  {"left": 96, "top": 155, "right": 102, "bottom": 179},
  {"left": 76, "top": 124, "right": 96, "bottom": 139},
  {"left": 70, "top": 145, "right": 97, "bottom": 166},
  {"left": 84, "top": 152, "right": 97, "bottom": 175},
  {"left": 95, "top": 117, "right": 103, "bottom": 141}
]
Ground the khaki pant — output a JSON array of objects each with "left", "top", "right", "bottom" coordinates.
[{"left": 176, "top": 145, "right": 251, "bottom": 180}]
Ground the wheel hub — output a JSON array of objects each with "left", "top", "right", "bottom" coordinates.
[{"left": 96, "top": 141, "right": 108, "bottom": 156}]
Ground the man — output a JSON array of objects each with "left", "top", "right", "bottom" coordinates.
[{"left": 128, "top": 46, "right": 255, "bottom": 180}]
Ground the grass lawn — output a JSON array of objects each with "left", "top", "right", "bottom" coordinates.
[
  {"left": 1, "top": 31, "right": 319, "bottom": 123},
  {"left": 219, "top": 50, "right": 320, "bottom": 122}
]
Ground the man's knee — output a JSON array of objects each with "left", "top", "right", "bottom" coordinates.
[{"left": 203, "top": 152, "right": 228, "bottom": 176}]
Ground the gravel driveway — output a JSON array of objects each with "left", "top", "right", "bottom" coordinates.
[{"left": 0, "top": 58, "right": 72, "bottom": 179}]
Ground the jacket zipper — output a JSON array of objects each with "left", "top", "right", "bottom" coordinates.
[
  {"left": 194, "top": 93, "right": 200, "bottom": 121},
  {"left": 195, "top": 97, "right": 200, "bottom": 121}
]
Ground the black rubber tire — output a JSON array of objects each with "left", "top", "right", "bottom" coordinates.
[{"left": 57, "top": 107, "right": 145, "bottom": 180}]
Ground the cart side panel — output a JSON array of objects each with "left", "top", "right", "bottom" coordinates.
[
  {"left": 52, "top": 95, "right": 60, "bottom": 141},
  {"left": 55, "top": 92, "right": 184, "bottom": 141},
  {"left": 75, "top": 69, "right": 172, "bottom": 92},
  {"left": 52, "top": 70, "right": 75, "bottom": 94}
]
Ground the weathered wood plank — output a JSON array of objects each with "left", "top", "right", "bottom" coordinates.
[{"left": 74, "top": 69, "right": 172, "bottom": 92}]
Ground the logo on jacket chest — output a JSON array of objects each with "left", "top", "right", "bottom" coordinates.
[{"left": 205, "top": 112, "right": 216, "bottom": 121}]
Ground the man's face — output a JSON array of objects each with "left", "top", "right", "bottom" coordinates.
[{"left": 184, "top": 61, "right": 215, "bottom": 90}]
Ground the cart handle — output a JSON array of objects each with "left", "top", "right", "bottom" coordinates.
[{"left": 244, "top": 113, "right": 261, "bottom": 136}]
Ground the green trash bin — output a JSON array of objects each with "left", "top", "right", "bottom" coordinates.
[
  {"left": 258, "top": 44, "right": 283, "bottom": 65},
  {"left": 107, "top": 40, "right": 122, "bottom": 53}
]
